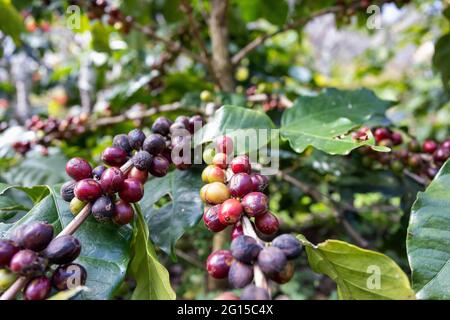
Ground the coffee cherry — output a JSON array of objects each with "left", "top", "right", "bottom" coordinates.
[
  {"left": 442, "top": 139, "right": 450, "bottom": 150},
  {"left": 175, "top": 115, "right": 190, "bottom": 129},
  {"left": 231, "top": 223, "right": 244, "bottom": 240},
  {"left": 200, "top": 185, "right": 208, "bottom": 203},
  {"left": 100, "top": 167, "right": 125, "bottom": 195},
  {"left": 113, "top": 200, "right": 134, "bottom": 225},
  {"left": 426, "top": 166, "right": 439, "bottom": 179},
  {"left": 10, "top": 249, "right": 47, "bottom": 276},
  {"left": 74, "top": 179, "right": 102, "bottom": 202},
  {"left": 14, "top": 221, "right": 54, "bottom": 252},
  {"left": 218, "top": 199, "right": 243, "bottom": 225},
  {"left": 113, "top": 134, "right": 132, "bottom": 154},
  {"left": 434, "top": 147, "right": 450, "bottom": 164},
  {"left": 203, "top": 182, "right": 230, "bottom": 204},
  {"left": 215, "top": 136, "right": 233, "bottom": 155},
  {"left": 52, "top": 263, "right": 87, "bottom": 291},
  {"left": 128, "top": 167, "right": 148, "bottom": 184},
  {"left": 43, "top": 235, "right": 81, "bottom": 265},
  {"left": 189, "top": 115, "right": 203, "bottom": 133},
  {"left": 212, "top": 153, "right": 229, "bottom": 169},
  {"left": 202, "top": 147, "right": 215, "bottom": 165},
  {"left": 203, "top": 205, "right": 227, "bottom": 232},
  {"left": 119, "top": 178, "right": 144, "bottom": 203},
  {"left": 240, "top": 284, "right": 270, "bottom": 300},
  {"left": 143, "top": 134, "right": 166, "bottom": 155},
  {"left": 206, "top": 250, "right": 233, "bottom": 279},
  {"left": 228, "top": 261, "right": 254, "bottom": 289},
  {"left": 408, "top": 154, "right": 423, "bottom": 168},
  {"left": 391, "top": 132, "right": 403, "bottom": 145},
  {"left": 61, "top": 180, "right": 76, "bottom": 202},
  {"left": 170, "top": 122, "right": 187, "bottom": 136},
  {"left": 0, "top": 240, "right": 19, "bottom": 267},
  {"left": 102, "top": 147, "right": 128, "bottom": 167},
  {"left": 24, "top": 276, "right": 51, "bottom": 300},
  {"left": 423, "top": 139, "right": 438, "bottom": 154},
  {"left": 272, "top": 234, "right": 302, "bottom": 259},
  {"left": 257, "top": 246, "right": 287, "bottom": 277},
  {"left": 0, "top": 269, "right": 17, "bottom": 291},
  {"left": 374, "top": 128, "right": 391, "bottom": 143},
  {"left": 241, "top": 192, "right": 268, "bottom": 217},
  {"left": 151, "top": 117, "right": 172, "bottom": 136},
  {"left": 250, "top": 173, "right": 269, "bottom": 192},
  {"left": 230, "top": 235, "right": 262, "bottom": 263},
  {"left": 201, "top": 165, "right": 226, "bottom": 183},
  {"left": 255, "top": 212, "right": 279, "bottom": 235},
  {"left": 229, "top": 173, "right": 253, "bottom": 198},
  {"left": 215, "top": 291, "right": 239, "bottom": 300},
  {"left": 70, "top": 197, "right": 86, "bottom": 216},
  {"left": 231, "top": 155, "right": 251, "bottom": 174},
  {"left": 269, "top": 261, "right": 294, "bottom": 284},
  {"left": 149, "top": 156, "right": 170, "bottom": 177},
  {"left": 66, "top": 157, "right": 92, "bottom": 181},
  {"left": 92, "top": 165, "right": 106, "bottom": 180},
  {"left": 132, "top": 150, "right": 153, "bottom": 171},
  {"left": 92, "top": 195, "right": 115, "bottom": 222},
  {"left": 128, "top": 128, "right": 146, "bottom": 150}
]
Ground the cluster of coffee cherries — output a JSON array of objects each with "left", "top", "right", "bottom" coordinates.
[
  {"left": 0, "top": 222, "right": 86, "bottom": 300},
  {"left": 200, "top": 136, "right": 303, "bottom": 299},
  {"left": 60, "top": 115, "right": 203, "bottom": 224},
  {"left": 354, "top": 127, "right": 450, "bottom": 180}
]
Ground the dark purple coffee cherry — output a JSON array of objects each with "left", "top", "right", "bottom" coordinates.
[
  {"left": 119, "top": 178, "right": 144, "bottom": 203},
  {"left": 149, "top": 156, "right": 169, "bottom": 177},
  {"left": 113, "top": 133, "right": 132, "bottom": 154},
  {"left": 43, "top": 235, "right": 81, "bottom": 265},
  {"left": 230, "top": 235, "right": 262, "bottom": 264},
  {"left": 74, "top": 179, "right": 103, "bottom": 202},
  {"left": 257, "top": 247, "right": 287, "bottom": 277},
  {"left": 240, "top": 284, "right": 270, "bottom": 300},
  {"left": 170, "top": 122, "right": 187, "bottom": 136},
  {"left": 13, "top": 221, "right": 54, "bottom": 252},
  {"left": 24, "top": 276, "right": 51, "bottom": 300},
  {"left": 132, "top": 150, "right": 153, "bottom": 171},
  {"left": 250, "top": 173, "right": 269, "bottom": 192},
  {"left": 0, "top": 240, "right": 19, "bottom": 267},
  {"left": 151, "top": 117, "right": 172, "bottom": 136},
  {"left": 102, "top": 147, "right": 128, "bottom": 167},
  {"left": 61, "top": 180, "right": 76, "bottom": 202},
  {"left": 100, "top": 167, "right": 125, "bottom": 195},
  {"left": 229, "top": 173, "right": 253, "bottom": 198},
  {"left": 269, "top": 261, "right": 294, "bottom": 284},
  {"left": 423, "top": 139, "right": 438, "bottom": 154},
  {"left": 434, "top": 147, "right": 450, "bottom": 164},
  {"left": 228, "top": 261, "right": 254, "bottom": 289},
  {"left": 9, "top": 249, "right": 47, "bottom": 276},
  {"left": 426, "top": 167, "right": 439, "bottom": 179},
  {"left": 52, "top": 263, "right": 87, "bottom": 291},
  {"left": 272, "top": 234, "right": 303, "bottom": 260},
  {"left": 92, "top": 165, "right": 107, "bottom": 180},
  {"left": 255, "top": 212, "right": 279, "bottom": 235},
  {"left": 241, "top": 192, "right": 268, "bottom": 217},
  {"left": 189, "top": 115, "right": 203, "bottom": 133},
  {"left": 142, "top": 134, "right": 166, "bottom": 155},
  {"left": 113, "top": 200, "right": 134, "bottom": 225},
  {"left": 92, "top": 195, "right": 115, "bottom": 222},
  {"left": 203, "top": 205, "right": 227, "bottom": 232},
  {"left": 174, "top": 115, "right": 190, "bottom": 129},
  {"left": 66, "top": 157, "right": 92, "bottom": 181},
  {"left": 206, "top": 250, "right": 233, "bottom": 279},
  {"left": 128, "top": 128, "right": 146, "bottom": 150}
]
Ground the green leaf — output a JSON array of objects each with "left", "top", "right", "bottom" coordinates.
[
  {"left": 91, "top": 21, "right": 111, "bottom": 53},
  {"left": 234, "top": 0, "right": 289, "bottom": 26},
  {"left": 194, "top": 105, "right": 276, "bottom": 154},
  {"left": 280, "top": 88, "right": 393, "bottom": 155},
  {"left": 432, "top": 33, "right": 450, "bottom": 90},
  {"left": 407, "top": 159, "right": 450, "bottom": 299},
  {"left": 0, "top": 0, "right": 24, "bottom": 45},
  {"left": 140, "top": 169, "right": 204, "bottom": 256},
  {"left": 298, "top": 235, "right": 415, "bottom": 300},
  {"left": 129, "top": 204, "right": 176, "bottom": 300}
]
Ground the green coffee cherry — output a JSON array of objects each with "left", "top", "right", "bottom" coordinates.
[
  {"left": 70, "top": 197, "right": 86, "bottom": 216},
  {"left": 203, "top": 147, "right": 216, "bottom": 165},
  {"left": 0, "top": 269, "right": 17, "bottom": 292},
  {"left": 200, "top": 90, "right": 212, "bottom": 102}
]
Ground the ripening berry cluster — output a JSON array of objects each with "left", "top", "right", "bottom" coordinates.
[
  {"left": 60, "top": 115, "right": 203, "bottom": 225},
  {"left": 0, "top": 222, "right": 86, "bottom": 300},
  {"left": 200, "top": 136, "right": 303, "bottom": 300}
]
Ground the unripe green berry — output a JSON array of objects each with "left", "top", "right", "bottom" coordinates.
[
  {"left": 0, "top": 269, "right": 17, "bottom": 292},
  {"left": 70, "top": 197, "right": 86, "bottom": 216}
]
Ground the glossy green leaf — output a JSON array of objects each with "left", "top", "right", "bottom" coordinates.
[
  {"left": 140, "top": 169, "right": 204, "bottom": 256},
  {"left": 432, "top": 33, "right": 450, "bottom": 90},
  {"left": 0, "top": 0, "right": 24, "bottom": 45},
  {"left": 407, "top": 159, "right": 450, "bottom": 299},
  {"left": 281, "top": 88, "right": 393, "bottom": 155},
  {"left": 299, "top": 235, "right": 415, "bottom": 300},
  {"left": 129, "top": 204, "right": 176, "bottom": 300}
]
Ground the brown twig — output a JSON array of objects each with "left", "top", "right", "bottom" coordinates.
[{"left": 404, "top": 169, "right": 428, "bottom": 186}]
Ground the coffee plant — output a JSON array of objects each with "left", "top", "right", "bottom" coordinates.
[{"left": 0, "top": 0, "right": 449, "bottom": 301}]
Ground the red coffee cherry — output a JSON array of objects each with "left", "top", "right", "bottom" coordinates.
[
  {"left": 215, "top": 136, "right": 233, "bottom": 155},
  {"left": 66, "top": 157, "right": 92, "bottom": 181},
  {"left": 113, "top": 200, "right": 134, "bottom": 225},
  {"left": 229, "top": 173, "right": 253, "bottom": 198},
  {"left": 102, "top": 147, "right": 128, "bottom": 167},
  {"left": 241, "top": 192, "right": 268, "bottom": 217},
  {"left": 119, "top": 178, "right": 144, "bottom": 203},
  {"left": 206, "top": 250, "right": 233, "bottom": 279},
  {"left": 230, "top": 155, "right": 251, "bottom": 174},
  {"left": 391, "top": 132, "right": 403, "bottom": 145},
  {"left": 100, "top": 167, "right": 125, "bottom": 194},
  {"left": 423, "top": 139, "right": 438, "bottom": 154},
  {"left": 24, "top": 276, "right": 51, "bottom": 300},
  {"left": 0, "top": 240, "right": 19, "bottom": 267},
  {"left": 231, "top": 223, "right": 244, "bottom": 240},
  {"left": 74, "top": 179, "right": 103, "bottom": 202},
  {"left": 128, "top": 167, "right": 148, "bottom": 184},
  {"left": 374, "top": 127, "right": 391, "bottom": 143},
  {"left": 250, "top": 173, "right": 269, "bottom": 192},
  {"left": 218, "top": 199, "right": 243, "bottom": 225},
  {"left": 203, "top": 205, "right": 227, "bottom": 232},
  {"left": 255, "top": 212, "right": 279, "bottom": 235},
  {"left": 10, "top": 249, "right": 47, "bottom": 276},
  {"left": 212, "top": 153, "right": 229, "bottom": 169}
]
